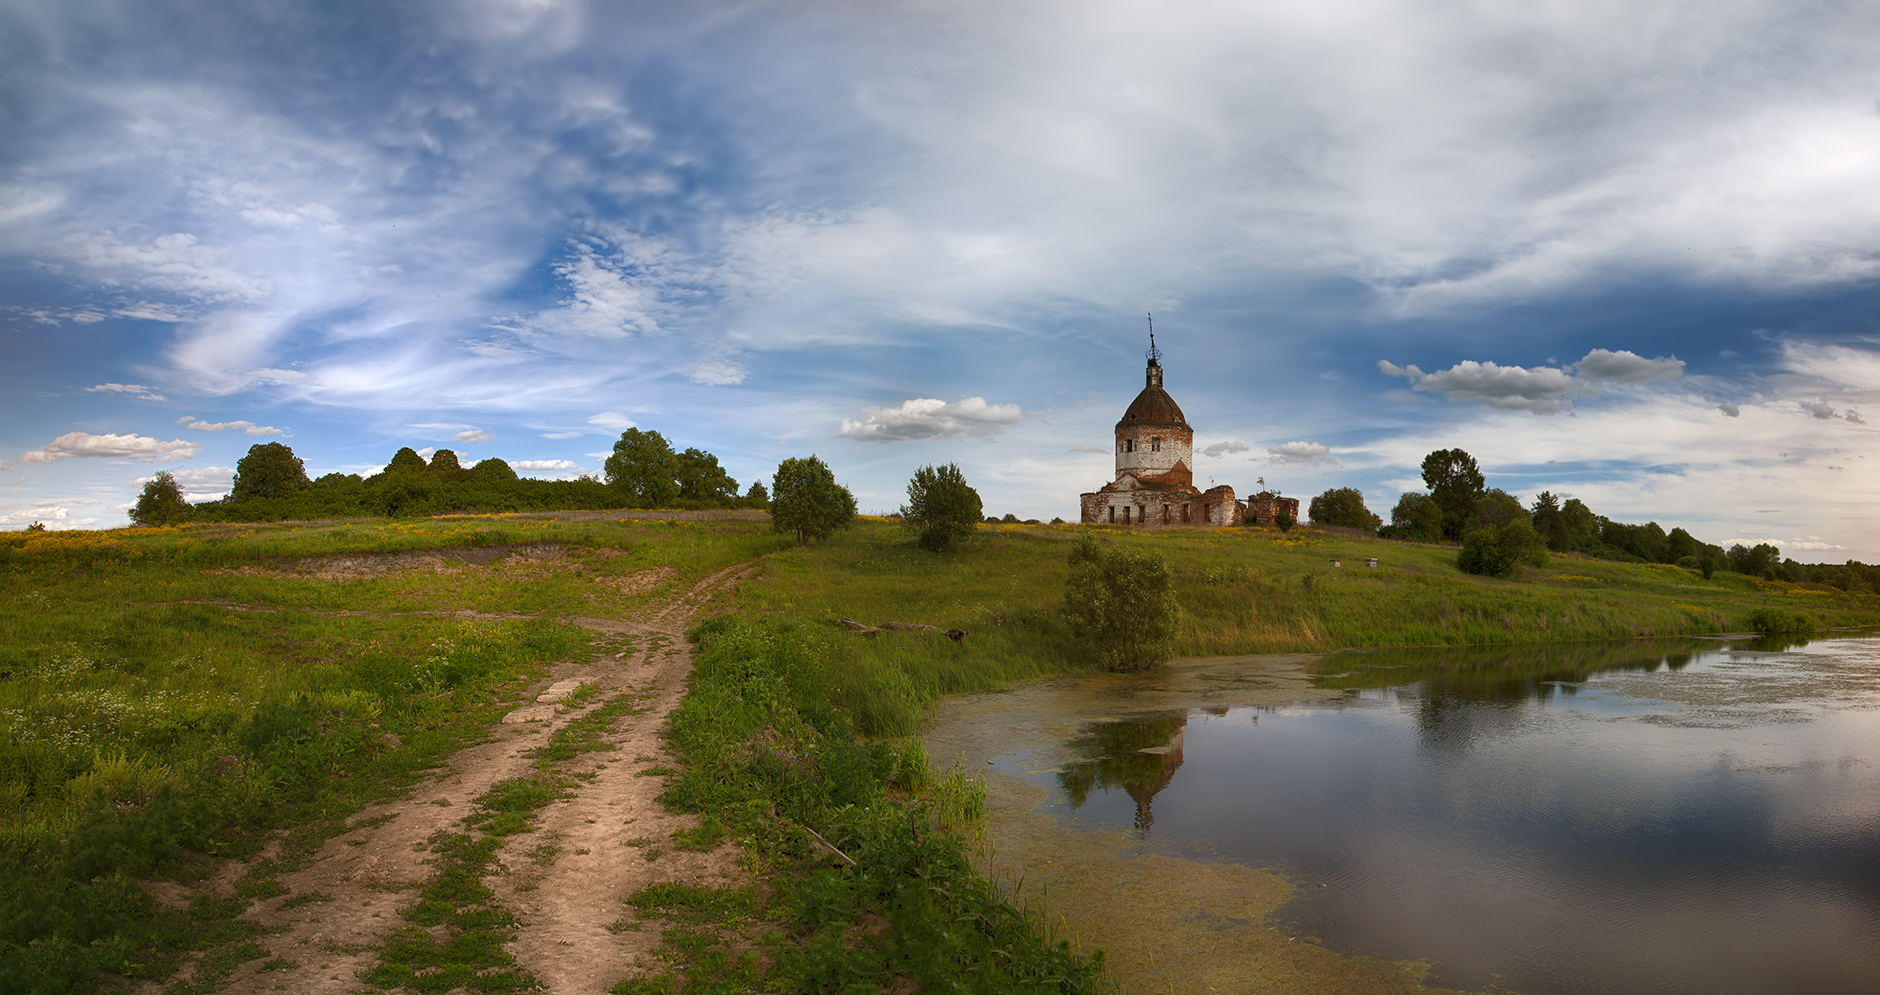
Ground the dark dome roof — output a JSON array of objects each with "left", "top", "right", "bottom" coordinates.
[{"left": 1117, "top": 385, "right": 1189, "bottom": 429}]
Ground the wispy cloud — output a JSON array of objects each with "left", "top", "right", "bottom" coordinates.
[
  {"left": 183, "top": 419, "right": 284, "bottom": 436},
  {"left": 85, "top": 383, "right": 167, "bottom": 402}
]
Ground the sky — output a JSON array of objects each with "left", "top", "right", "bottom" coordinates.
[{"left": 3, "top": 0, "right": 1880, "bottom": 560}]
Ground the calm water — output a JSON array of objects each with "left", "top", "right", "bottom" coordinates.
[{"left": 1035, "top": 635, "right": 1880, "bottom": 995}]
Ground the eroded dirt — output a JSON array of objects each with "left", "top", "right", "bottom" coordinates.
[{"left": 158, "top": 563, "right": 758, "bottom": 995}]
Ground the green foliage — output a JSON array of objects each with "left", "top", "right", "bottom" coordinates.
[
  {"left": 675, "top": 448, "right": 739, "bottom": 503},
  {"left": 770, "top": 455, "right": 856, "bottom": 547},
  {"left": 428, "top": 448, "right": 464, "bottom": 475},
  {"left": 1060, "top": 530, "right": 1180, "bottom": 672},
  {"left": 1469, "top": 489, "right": 1528, "bottom": 530},
  {"left": 386, "top": 446, "right": 428, "bottom": 474},
  {"left": 129, "top": 471, "right": 193, "bottom": 527},
  {"left": 1744, "top": 606, "right": 1818, "bottom": 633},
  {"left": 605, "top": 429, "right": 682, "bottom": 507},
  {"left": 469, "top": 456, "right": 518, "bottom": 482},
  {"left": 1457, "top": 519, "right": 1548, "bottom": 577},
  {"left": 1307, "top": 487, "right": 1381, "bottom": 531},
  {"left": 1386, "top": 491, "right": 1445, "bottom": 542},
  {"left": 901, "top": 463, "right": 984, "bottom": 552},
  {"left": 230, "top": 442, "right": 310, "bottom": 502},
  {"left": 1421, "top": 448, "right": 1486, "bottom": 541},
  {"left": 744, "top": 480, "right": 769, "bottom": 506},
  {"left": 1728, "top": 542, "right": 1782, "bottom": 577},
  {"left": 1530, "top": 491, "right": 1570, "bottom": 550}
]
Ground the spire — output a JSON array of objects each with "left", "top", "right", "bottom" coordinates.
[{"left": 1145, "top": 313, "right": 1164, "bottom": 388}]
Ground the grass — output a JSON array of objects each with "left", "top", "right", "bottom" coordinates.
[
  {"left": 5, "top": 511, "right": 1876, "bottom": 994},
  {"left": 729, "top": 519, "right": 1880, "bottom": 735}
]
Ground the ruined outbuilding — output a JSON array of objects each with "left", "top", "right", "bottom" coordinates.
[{"left": 1080, "top": 339, "right": 1243, "bottom": 528}]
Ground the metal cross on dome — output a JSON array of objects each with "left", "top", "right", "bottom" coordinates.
[{"left": 1146, "top": 313, "right": 1162, "bottom": 364}]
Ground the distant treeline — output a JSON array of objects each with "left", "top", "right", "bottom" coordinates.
[
  {"left": 142, "top": 430, "right": 768, "bottom": 524},
  {"left": 1309, "top": 448, "right": 1879, "bottom": 591}
]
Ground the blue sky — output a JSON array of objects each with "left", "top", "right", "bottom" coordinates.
[{"left": 4, "top": 0, "right": 1880, "bottom": 559}]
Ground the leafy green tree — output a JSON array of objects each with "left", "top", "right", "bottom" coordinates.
[
  {"left": 1666, "top": 527, "right": 1700, "bottom": 564},
  {"left": 1727, "top": 542, "right": 1781, "bottom": 577},
  {"left": 770, "top": 455, "right": 856, "bottom": 546},
  {"left": 1560, "top": 498, "right": 1598, "bottom": 548},
  {"left": 1468, "top": 489, "right": 1528, "bottom": 530},
  {"left": 1308, "top": 487, "right": 1382, "bottom": 531},
  {"left": 1457, "top": 518, "right": 1548, "bottom": 577},
  {"left": 129, "top": 471, "right": 193, "bottom": 526},
  {"left": 1060, "top": 529, "right": 1180, "bottom": 672},
  {"left": 604, "top": 429, "right": 680, "bottom": 507},
  {"left": 428, "top": 448, "right": 463, "bottom": 475},
  {"left": 231, "top": 442, "right": 311, "bottom": 501},
  {"left": 1386, "top": 492, "right": 1445, "bottom": 542},
  {"left": 744, "top": 480, "right": 769, "bottom": 506},
  {"left": 1421, "top": 448, "right": 1486, "bottom": 541},
  {"left": 902, "top": 463, "right": 984, "bottom": 552},
  {"left": 386, "top": 447, "right": 428, "bottom": 474},
  {"left": 1530, "top": 491, "right": 1570, "bottom": 550},
  {"left": 468, "top": 457, "right": 518, "bottom": 482},
  {"left": 675, "top": 447, "right": 739, "bottom": 503}
]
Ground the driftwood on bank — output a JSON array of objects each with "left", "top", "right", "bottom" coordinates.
[{"left": 839, "top": 617, "right": 967, "bottom": 643}]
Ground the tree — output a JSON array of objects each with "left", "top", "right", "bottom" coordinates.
[
  {"left": 1308, "top": 488, "right": 1382, "bottom": 531},
  {"left": 231, "top": 443, "right": 311, "bottom": 501},
  {"left": 468, "top": 457, "right": 518, "bottom": 482},
  {"left": 902, "top": 463, "right": 984, "bottom": 552},
  {"left": 1531, "top": 491, "right": 1570, "bottom": 550},
  {"left": 604, "top": 429, "right": 680, "bottom": 507},
  {"left": 1458, "top": 518, "right": 1548, "bottom": 577},
  {"left": 130, "top": 471, "right": 192, "bottom": 526},
  {"left": 744, "top": 480, "right": 769, "bottom": 506},
  {"left": 429, "top": 448, "right": 463, "bottom": 475},
  {"left": 1666, "top": 527, "right": 1700, "bottom": 564},
  {"left": 770, "top": 455, "right": 856, "bottom": 547},
  {"left": 386, "top": 447, "right": 428, "bottom": 474},
  {"left": 675, "top": 448, "right": 739, "bottom": 504},
  {"left": 1468, "top": 489, "right": 1528, "bottom": 530},
  {"left": 1420, "top": 449, "right": 1486, "bottom": 541},
  {"left": 1727, "top": 542, "right": 1781, "bottom": 577},
  {"left": 1560, "top": 498, "right": 1598, "bottom": 548},
  {"left": 1386, "top": 492, "right": 1444, "bottom": 542},
  {"left": 1061, "top": 529, "right": 1180, "bottom": 672}
]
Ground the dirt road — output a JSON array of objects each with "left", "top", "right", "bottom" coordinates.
[{"left": 158, "top": 563, "right": 757, "bottom": 995}]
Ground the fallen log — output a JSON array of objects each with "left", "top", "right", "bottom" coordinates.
[{"left": 838, "top": 617, "right": 966, "bottom": 643}]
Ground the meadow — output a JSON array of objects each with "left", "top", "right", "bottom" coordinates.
[{"left": 3, "top": 513, "right": 1876, "bottom": 992}]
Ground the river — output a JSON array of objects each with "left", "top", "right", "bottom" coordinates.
[{"left": 921, "top": 633, "right": 1880, "bottom": 995}]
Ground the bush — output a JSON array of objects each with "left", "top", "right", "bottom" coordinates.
[
  {"left": 771, "top": 455, "right": 856, "bottom": 547},
  {"left": 1744, "top": 607, "right": 1818, "bottom": 633},
  {"left": 1307, "top": 487, "right": 1382, "bottom": 531},
  {"left": 129, "top": 471, "right": 193, "bottom": 527},
  {"left": 901, "top": 463, "right": 984, "bottom": 552},
  {"left": 1457, "top": 520, "right": 1548, "bottom": 577},
  {"left": 1060, "top": 530, "right": 1180, "bottom": 672}
]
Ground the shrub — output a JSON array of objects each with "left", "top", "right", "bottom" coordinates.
[
  {"left": 1457, "top": 520, "right": 1548, "bottom": 577},
  {"left": 901, "top": 463, "right": 984, "bottom": 552},
  {"left": 1060, "top": 530, "right": 1180, "bottom": 672},
  {"left": 129, "top": 471, "right": 193, "bottom": 527},
  {"left": 1307, "top": 487, "right": 1382, "bottom": 531},
  {"left": 1744, "top": 607, "right": 1817, "bottom": 633}
]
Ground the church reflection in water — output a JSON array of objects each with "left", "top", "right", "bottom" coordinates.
[{"left": 1057, "top": 708, "right": 1227, "bottom": 833}]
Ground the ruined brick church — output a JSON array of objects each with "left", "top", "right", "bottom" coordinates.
[{"left": 1078, "top": 336, "right": 1299, "bottom": 529}]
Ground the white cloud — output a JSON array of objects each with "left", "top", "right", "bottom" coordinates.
[
  {"left": 453, "top": 429, "right": 493, "bottom": 443},
  {"left": 1069, "top": 444, "right": 1109, "bottom": 453},
  {"left": 133, "top": 465, "right": 234, "bottom": 501},
  {"left": 837, "top": 397, "right": 1023, "bottom": 442},
  {"left": 20, "top": 432, "right": 200, "bottom": 464},
  {"left": 1379, "top": 359, "right": 1593, "bottom": 413},
  {"left": 1200, "top": 440, "right": 1251, "bottom": 458},
  {"left": 65, "top": 231, "right": 272, "bottom": 303},
  {"left": 512, "top": 459, "right": 579, "bottom": 471},
  {"left": 541, "top": 430, "right": 582, "bottom": 439},
  {"left": 85, "top": 383, "right": 167, "bottom": 402},
  {"left": 1266, "top": 441, "right": 1332, "bottom": 464},
  {"left": 415, "top": 447, "right": 437, "bottom": 459},
  {"left": 0, "top": 503, "right": 71, "bottom": 526},
  {"left": 690, "top": 358, "right": 748, "bottom": 386},
  {"left": 1573, "top": 349, "right": 1684, "bottom": 384},
  {"left": 587, "top": 412, "right": 636, "bottom": 430},
  {"left": 184, "top": 419, "right": 284, "bottom": 436}
]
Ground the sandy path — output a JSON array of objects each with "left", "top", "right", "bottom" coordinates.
[{"left": 169, "top": 563, "right": 757, "bottom": 995}]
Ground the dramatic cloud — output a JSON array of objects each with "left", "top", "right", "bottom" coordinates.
[
  {"left": 512, "top": 459, "right": 579, "bottom": 471},
  {"left": 1201, "top": 440, "right": 1251, "bottom": 458},
  {"left": 1573, "top": 350, "right": 1684, "bottom": 384},
  {"left": 86, "top": 383, "right": 166, "bottom": 402},
  {"left": 837, "top": 397, "right": 1023, "bottom": 442},
  {"left": 1379, "top": 360, "right": 1592, "bottom": 413},
  {"left": 183, "top": 419, "right": 284, "bottom": 436},
  {"left": 1266, "top": 441, "right": 1331, "bottom": 464},
  {"left": 20, "top": 432, "right": 199, "bottom": 464}
]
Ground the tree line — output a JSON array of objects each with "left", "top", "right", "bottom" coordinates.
[{"left": 1304, "top": 448, "right": 1873, "bottom": 588}]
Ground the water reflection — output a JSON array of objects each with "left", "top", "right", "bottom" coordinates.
[{"left": 1030, "top": 633, "right": 1880, "bottom": 995}]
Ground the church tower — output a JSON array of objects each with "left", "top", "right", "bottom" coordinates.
[{"left": 1113, "top": 330, "right": 1195, "bottom": 488}]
